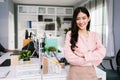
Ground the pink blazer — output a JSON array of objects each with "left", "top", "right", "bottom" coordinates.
[{"left": 64, "top": 31, "right": 106, "bottom": 67}]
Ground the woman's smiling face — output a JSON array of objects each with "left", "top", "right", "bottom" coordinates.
[{"left": 76, "top": 12, "right": 90, "bottom": 31}]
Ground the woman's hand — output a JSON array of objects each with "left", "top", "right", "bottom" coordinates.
[{"left": 73, "top": 50, "right": 84, "bottom": 58}]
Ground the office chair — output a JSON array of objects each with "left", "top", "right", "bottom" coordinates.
[{"left": 116, "top": 49, "right": 120, "bottom": 73}]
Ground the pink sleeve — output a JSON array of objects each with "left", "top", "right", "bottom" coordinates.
[
  {"left": 64, "top": 31, "right": 87, "bottom": 66},
  {"left": 84, "top": 33, "right": 106, "bottom": 65}
]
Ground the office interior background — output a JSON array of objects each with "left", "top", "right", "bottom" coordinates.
[{"left": 0, "top": 0, "right": 120, "bottom": 71}]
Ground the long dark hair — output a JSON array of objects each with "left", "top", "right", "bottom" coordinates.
[{"left": 70, "top": 7, "right": 90, "bottom": 51}]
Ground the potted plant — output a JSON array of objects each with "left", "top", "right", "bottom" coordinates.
[
  {"left": 45, "top": 46, "right": 57, "bottom": 57},
  {"left": 56, "top": 16, "right": 61, "bottom": 30},
  {"left": 48, "top": 46, "right": 57, "bottom": 52},
  {"left": 64, "top": 27, "right": 71, "bottom": 34},
  {"left": 19, "top": 50, "right": 32, "bottom": 61}
]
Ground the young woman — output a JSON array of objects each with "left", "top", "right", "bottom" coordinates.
[{"left": 64, "top": 7, "right": 106, "bottom": 80}]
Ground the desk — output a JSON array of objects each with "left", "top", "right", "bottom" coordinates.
[
  {"left": 0, "top": 65, "right": 106, "bottom": 80},
  {"left": 0, "top": 54, "right": 106, "bottom": 80},
  {"left": 0, "top": 60, "right": 106, "bottom": 80}
]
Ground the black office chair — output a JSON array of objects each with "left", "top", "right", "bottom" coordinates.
[{"left": 116, "top": 49, "right": 120, "bottom": 73}]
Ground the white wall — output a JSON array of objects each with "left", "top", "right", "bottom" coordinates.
[
  {"left": 0, "top": 0, "right": 9, "bottom": 48},
  {"left": 0, "top": 0, "right": 14, "bottom": 49}
]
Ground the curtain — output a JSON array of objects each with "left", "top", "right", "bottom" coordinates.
[
  {"left": 106, "top": 0, "right": 115, "bottom": 56},
  {"left": 84, "top": 0, "right": 115, "bottom": 56}
]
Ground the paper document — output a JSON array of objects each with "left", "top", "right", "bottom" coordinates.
[
  {"left": 0, "top": 67, "right": 10, "bottom": 78},
  {"left": 16, "top": 64, "right": 41, "bottom": 77}
]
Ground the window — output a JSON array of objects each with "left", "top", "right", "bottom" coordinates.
[
  {"left": 84, "top": 0, "right": 114, "bottom": 56},
  {"left": 84, "top": 0, "right": 108, "bottom": 47}
]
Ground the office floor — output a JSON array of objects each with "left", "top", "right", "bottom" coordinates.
[{"left": 104, "top": 69, "right": 120, "bottom": 80}]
